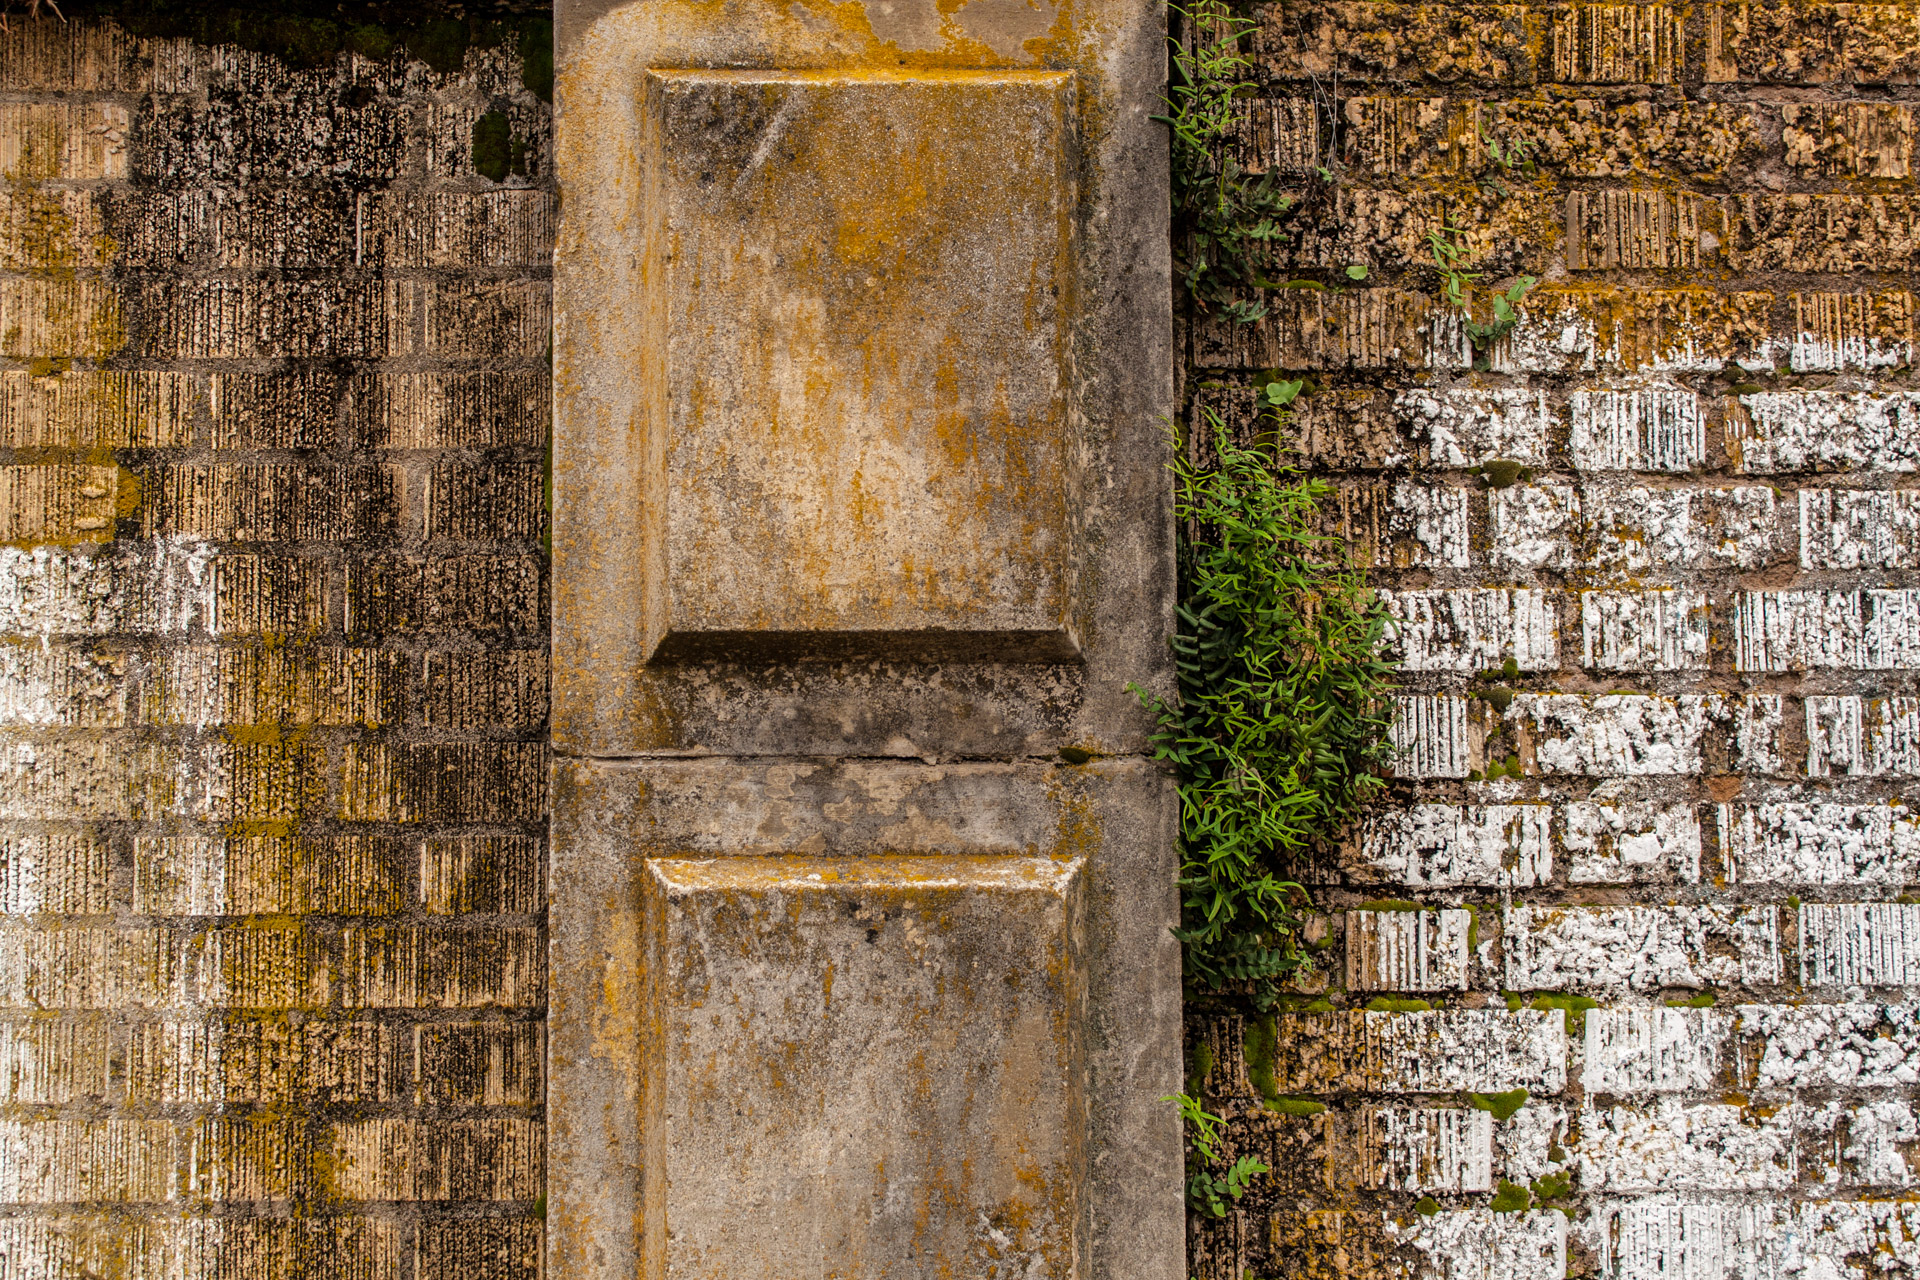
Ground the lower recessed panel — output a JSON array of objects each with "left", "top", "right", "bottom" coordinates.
[{"left": 641, "top": 853, "right": 1087, "bottom": 1280}]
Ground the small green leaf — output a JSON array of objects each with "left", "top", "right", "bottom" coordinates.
[
  {"left": 1415, "top": 1195, "right": 1442, "bottom": 1216},
  {"left": 1345, "top": 264, "right": 1369, "bottom": 280}
]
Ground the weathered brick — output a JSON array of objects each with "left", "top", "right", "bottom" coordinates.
[
  {"left": 1732, "top": 390, "right": 1920, "bottom": 473},
  {"left": 415, "top": 1219, "right": 543, "bottom": 1280},
  {"left": 1248, "top": 2, "right": 1536, "bottom": 86},
  {"left": 128, "top": 1217, "right": 403, "bottom": 1280},
  {"left": 370, "top": 189, "right": 555, "bottom": 268},
  {"left": 0, "top": 101, "right": 129, "bottom": 180},
  {"left": 0, "top": 1118, "right": 179, "bottom": 1202},
  {"left": 349, "top": 371, "right": 548, "bottom": 449},
  {"left": 0, "top": 643, "right": 128, "bottom": 727},
  {"left": 1325, "top": 480, "right": 1470, "bottom": 569},
  {"left": 1498, "top": 287, "right": 1773, "bottom": 375},
  {"left": 1269, "top": 1008, "right": 1567, "bottom": 1094},
  {"left": 1577, "top": 1100, "right": 1798, "bottom": 1192},
  {"left": 1802, "top": 488, "right": 1920, "bottom": 569},
  {"left": 209, "top": 371, "right": 340, "bottom": 450},
  {"left": 0, "top": 832, "right": 109, "bottom": 914},
  {"left": 1783, "top": 102, "right": 1913, "bottom": 177},
  {"left": 417, "top": 1021, "right": 544, "bottom": 1105},
  {"left": 140, "top": 645, "right": 400, "bottom": 728},
  {"left": 140, "top": 464, "right": 401, "bottom": 543},
  {"left": 1721, "top": 803, "right": 1920, "bottom": 884},
  {"left": 1514, "top": 693, "right": 1777, "bottom": 777},
  {"left": 120, "top": 186, "right": 355, "bottom": 270},
  {"left": 330, "top": 1117, "right": 543, "bottom": 1201},
  {"left": 1583, "top": 1006, "right": 1726, "bottom": 1094},
  {"left": 1801, "top": 902, "right": 1920, "bottom": 987},
  {"left": 1328, "top": 1105, "right": 1492, "bottom": 1193},
  {"left": 1390, "top": 694, "right": 1474, "bottom": 779},
  {"left": 1551, "top": 5, "right": 1683, "bottom": 83},
  {"left": 1564, "top": 801, "right": 1702, "bottom": 884},
  {"left": 0, "top": 739, "right": 315, "bottom": 823},
  {"left": 1385, "top": 1209, "right": 1566, "bottom": 1280},
  {"left": 125, "top": 1015, "right": 305, "bottom": 1105},
  {"left": 1394, "top": 387, "right": 1549, "bottom": 466},
  {"left": 1709, "top": 1, "right": 1920, "bottom": 84},
  {"left": 1579, "top": 590, "right": 1710, "bottom": 672},
  {"left": 0, "top": 369, "right": 195, "bottom": 448},
  {"left": 1734, "top": 589, "right": 1920, "bottom": 671},
  {"left": 416, "top": 280, "right": 551, "bottom": 358},
  {"left": 424, "top": 458, "right": 542, "bottom": 542},
  {"left": 1568, "top": 386, "right": 1704, "bottom": 472},
  {"left": 1346, "top": 803, "right": 1551, "bottom": 889},
  {"left": 1345, "top": 909, "right": 1470, "bottom": 992},
  {"left": 1806, "top": 695, "right": 1920, "bottom": 777},
  {"left": 1566, "top": 190, "right": 1702, "bottom": 270},
  {"left": 418, "top": 835, "right": 544, "bottom": 914},
  {"left": 133, "top": 279, "right": 391, "bottom": 359},
  {"left": 419, "top": 650, "right": 548, "bottom": 732},
  {"left": 335, "top": 742, "right": 547, "bottom": 826},
  {"left": 1788, "top": 290, "right": 1914, "bottom": 371},
  {"left": 344, "top": 555, "right": 542, "bottom": 638},
  {"left": 1382, "top": 588, "right": 1556, "bottom": 672},
  {"left": 1503, "top": 904, "right": 1780, "bottom": 991},
  {"left": 1722, "top": 194, "right": 1920, "bottom": 274},
  {"left": 133, "top": 834, "right": 408, "bottom": 915},
  {"left": 0, "top": 1018, "right": 108, "bottom": 1103},
  {"left": 337, "top": 924, "right": 545, "bottom": 1009},
  {"left": 1739, "top": 1002, "right": 1920, "bottom": 1088}
]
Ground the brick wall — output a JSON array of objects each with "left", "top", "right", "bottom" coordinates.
[
  {"left": 1185, "top": 5, "right": 1920, "bottom": 1278},
  {"left": 0, "top": 18, "right": 550, "bottom": 1276}
]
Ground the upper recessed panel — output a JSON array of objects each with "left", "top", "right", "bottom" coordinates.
[{"left": 640, "top": 70, "right": 1077, "bottom": 662}]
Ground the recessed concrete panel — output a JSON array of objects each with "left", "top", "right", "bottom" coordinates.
[
  {"left": 641, "top": 853, "right": 1087, "bottom": 1279},
  {"left": 638, "top": 70, "right": 1077, "bottom": 662}
]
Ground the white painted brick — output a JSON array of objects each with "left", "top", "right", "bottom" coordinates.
[
  {"left": 1359, "top": 1105, "right": 1493, "bottom": 1193},
  {"left": 1517, "top": 694, "right": 1742, "bottom": 777},
  {"left": 1579, "top": 590, "right": 1709, "bottom": 671},
  {"left": 1569, "top": 386, "right": 1705, "bottom": 472},
  {"left": 1494, "top": 1102, "right": 1570, "bottom": 1185},
  {"left": 1734, "top": 589, "right": 1920, "bottom": 671},
  {"left": 1827, "top": 1097, "right": 1920, "bottom": 1186},
  {"left": 1807, "top": 696, "right": 1920, "bottom": 777},
  {"left": 1503, "top": 905, "right": 1780, "bottom": 992},
  {"left": 1272, "top": 1009, "right": 1568, "bottom": 1094},
  {"left": 1392, "top": 695, "right": 1472, "bottom": 779},
  {"left": 1731, "top": 390, "right": 1920, "bottom": 473},
  {"left": 1346, "top": 909, "right": 1471, "bottom": 992},
  {"left": 1385, "top": 1210, "right": 1567, "bottom": 1280},
  {"left": 1583, "top": 1007, "right": 1726, "bottom": 1094},
  {"left": 1354, "top": 804, "right": 1552, "bottom": 889},
  {"left": 1388, "top": 481, "right": 1472, "bottom": 568},
  {"left": 1719, "top": 804, "right": 1920, "bottom": 884},
  {"left": 1800, "top": 488, "right": 1920, "bottom": 569},
  {"left": 1790, "top": 294, "right": 1913, "bottom": 371},
  {"left": 1734, "top": 695, "right": 1785, "bottom": 774},
  {"left": 1742, "top": 1002, "right": 1920, "bottom": 1089},
  {"left": 1395, "top": 387, "right": 1551, "bottom": 467},
  {"left": 1594, "top": 1199, "right": 1920, "bottom": 1279},
  {"left": 1578, "top": 1099, "right": 1797, "bottom": 1191},
  {"left": 1801, "top": 902, "right": 1920, "bottom": 988},
  {"left": 1489, "top": 484, "right": 1578, "bottom": 570},
  {"left": 1591, "top": 1201, "right": 1780, "bottom": 1280},
  {"left": 1384, "top": 589, "right": 1558, "bottom": 672},
  {"left": 1564, "top": 802, "right": 1702, "bottom": 884},
  {"left": 1788, "top": 1200, "right": 1920, "bottom": 1273},
  {"left": 1588, "top": 485, "right": 1780, "bottom": 573}
]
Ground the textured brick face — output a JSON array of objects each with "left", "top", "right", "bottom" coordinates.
[
  {"left": 0, "top": 18, "right": 549, "bottom": 1277},
  {"left": 1185, "top": 3, "right": 1920, "bottom": 1277}
]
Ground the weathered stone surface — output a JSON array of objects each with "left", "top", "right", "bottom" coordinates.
[
  {"left": 549, "top": 757, "right": 1178, "bottom": 1280},
  {"left": 646, "top": 853, "right": 1086, "bottom": 1278},
  {"left": 634, "top": 69, "right": 1075, "bottom": 661}
]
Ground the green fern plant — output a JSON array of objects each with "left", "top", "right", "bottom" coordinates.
[
  {"left": 1158, "top": 0, "right": 1297, "bottom": 324},
  {"left": 1132, "top": 405, "right": 1396, "bottom": 999}
]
